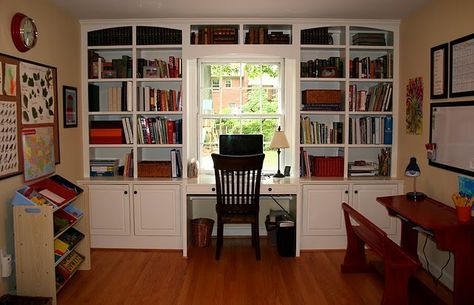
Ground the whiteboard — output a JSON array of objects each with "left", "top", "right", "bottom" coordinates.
[{"left": 429, "top": 101, "right": 474, "bottom": 176}]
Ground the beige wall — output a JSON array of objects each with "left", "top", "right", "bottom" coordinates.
[
  {"left": 399, "top": 0, "right": 474, "bottom": 204},
  {"left": 0, "top": 0, "right": 80, "bottom": 294},
  {"left": 399, "top": 0, "right": 474, "bottom": 288}
]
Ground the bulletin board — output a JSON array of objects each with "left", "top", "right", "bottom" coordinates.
[
  {"left": 429, "top": 101, "right": 474, "bottom": 177},
  {"left": 0, "top": 53, "right": 59, "bottom": 180}
]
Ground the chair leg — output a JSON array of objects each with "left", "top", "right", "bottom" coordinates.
[
  {"left": 216, "top": 218, "right": 224, "bottom": 260},
  {"left": 252, "top": 220, "right": 261, "bottom": 260}
]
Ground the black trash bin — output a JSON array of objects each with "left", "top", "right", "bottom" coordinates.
[{"left": 276, "top": 220, "right": 296, "bottom": 257}]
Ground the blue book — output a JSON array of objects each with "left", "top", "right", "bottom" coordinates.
[{"left": 383, "top": 116, "right": 393, "bottom": 145}]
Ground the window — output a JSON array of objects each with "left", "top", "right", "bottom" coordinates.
[{"left": 198, "top": 59, "right": 285, "bottom": 172}]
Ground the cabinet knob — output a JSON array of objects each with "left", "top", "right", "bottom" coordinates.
[
  {"left": 345, "top": 190, "right": 349, "bottom": 194},
  {"left": 268, "top": 188, "right": 272, "bottom": 192},
  {"left": 124, "top": 191, "right": 128, "bottom": 195},
  {"left": 211, "top": 187, "right": 216, "bottom": 192},
  {"left": 354, "top": 190, "right": 358, "bottom": 194},
  {"left": 134, "top": 190, "right": 138, "bottom": 194}
]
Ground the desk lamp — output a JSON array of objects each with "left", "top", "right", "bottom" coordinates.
[
  {"left": 270, "top": 126, "right": 289, "bottom": 178},
  {"left": 405, "top": 157, "right": 425, "bottom": 200}
]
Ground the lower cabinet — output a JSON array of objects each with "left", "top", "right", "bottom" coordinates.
[
  {"left": 86, "top": 182, "right": 181, "bottom": 249},
  {"left": 301, "top": 180, "right": 403, "bottom": 250}
]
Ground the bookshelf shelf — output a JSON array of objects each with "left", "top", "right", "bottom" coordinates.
[
  {"left": 299, "top": 24, "right": 397, "bottom": 178},
  {"left": 83, "top": 25, "right": 184, "bottom": 179}
]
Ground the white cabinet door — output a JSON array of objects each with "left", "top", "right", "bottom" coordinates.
[
  {"left": 351, "top": 183, "right": 399, "bottom": 236},
  {"left": 88, "top": 184, "right": 131, "bottom": 236},
  {"left": 133, "top": 184, "right": 181, "bottom": 236},
  {"left": 303, "top": 184, "right": 349, "bottom": 236}
]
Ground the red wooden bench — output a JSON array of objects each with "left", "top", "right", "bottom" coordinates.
[{"left": 340, "top": 202, "right": 420, "bottom": 305}]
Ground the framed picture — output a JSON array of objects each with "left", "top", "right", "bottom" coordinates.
[
  {"left": 449, "top": 33, "right": 474, "bottom": 97},
  {"left": 63, "top": 86, "right": 77, "bottom": 128},
  {"left": 430, "top": 43, "right": 448, "bottom": 99}
]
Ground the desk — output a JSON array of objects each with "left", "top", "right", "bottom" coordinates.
[
  {"left": 183, "top": 175, "right": 301, "bottom": 257},
  {"left": 377, "top": 195, "right": 474, "bottom": 305}
]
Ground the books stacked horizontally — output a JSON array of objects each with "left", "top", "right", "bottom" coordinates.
[
  {"left": 349, "top": 161, "right": 378, "bottom": 176},
  {"left": 90, "top": 159, "right": 120, "bottom": 177},
  {"left": 352, "top": 33, "right": 386, "bottom": 46}
]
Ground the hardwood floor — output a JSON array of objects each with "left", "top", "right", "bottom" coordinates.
[{"left": 58, "top": 238, "right": 386, "bottom": 305}]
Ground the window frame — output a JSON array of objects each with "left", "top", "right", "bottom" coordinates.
[{"left": 196, "top": 58, "right": 286, "bottom": 174}]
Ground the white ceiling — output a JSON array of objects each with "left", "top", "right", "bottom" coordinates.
[{"left": 50, "top": 0, "right": 431, "bottom": 20}]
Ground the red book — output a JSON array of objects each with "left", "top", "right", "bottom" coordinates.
[{"left": 167, "top": 120, "right": 175, "bottom": 144}]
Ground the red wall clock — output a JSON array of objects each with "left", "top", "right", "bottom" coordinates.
[{"left": 11, "top": 13, "right": 38, "bottom": 52}]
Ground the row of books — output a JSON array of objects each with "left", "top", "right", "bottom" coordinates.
[
  {"left": 350, "top": 54, "right": 393, "bottom": 79},
  {"left": 349, "top": 83, "right": 392, "bottom": 112},
  {"left": 244, "top": 29, "right": 291, "bottom": 44},
  {"left": 89, "top": 82, "right": 133, "bottom": 113},
  {"left": 352, "top": 33, "right": 386, "bottom": 46},
  {"left": 137, "top": 87, "right": 182, "bottom": 112},
  {"left": 300, "top": 117, "right": 343, "bottom": 144},
  {"left": 348, "top": 116, "right": 392, "bottom": 145},
  {"left": 190, "top": 27, "right": 238, "bottom": 45},
  {"left": 137, "top": 56, "right": 182, "bottom": 78},
  {"left": 300, "top": 150, "right": 344, "bottom": 177},
  {"left": 88, "top": 26, "right": 132, "bottom": 46},
  {"left": 90, "top": 159, "right": 120, "bottom": 177},
  {"left": 137, "top": 116, "right": 183, "bottom": 145},
  {"left": 301, "top": 27, "right": 332, "bottom": 45},
  {"left": 300, "top": 57, "right": 344, "bottom": 78},
  {"left": 170, "top": 149, "right": 183, "bottom": 178},
  {"left": 88, "top": 52, "right": 132, "bottom": 79},
  {"left": 136, "top": 26, "right": 182, "bottom": 45}
]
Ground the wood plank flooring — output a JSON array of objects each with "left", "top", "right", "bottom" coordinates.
[{"left": 58, "top": 238, "right": 385, "bottom": 305}]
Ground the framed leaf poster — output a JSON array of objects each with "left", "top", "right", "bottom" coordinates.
[
  {"left": 0, "top": 53, "right": 59, "bottom": 181},
  {"left": 19, "top": 60, "right": 60, "bottom": 164}
]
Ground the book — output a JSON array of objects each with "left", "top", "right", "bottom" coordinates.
[
  {"left": 88, "top": 84, "right": 100, "bottom": 111},
  {"left": 383, "top": 116, "right": 393, "bottom": 145}
]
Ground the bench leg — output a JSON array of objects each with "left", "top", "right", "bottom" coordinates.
[
  {"left": 341, "top": 228, "right": 371, "bottom": 273},
  {"left": 381, "top": 264, "right": 416, "bottom": 305}
]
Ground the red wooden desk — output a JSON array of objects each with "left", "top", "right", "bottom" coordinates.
[{"left": 377, "top": 195, "right": 474, "bottom": 305}]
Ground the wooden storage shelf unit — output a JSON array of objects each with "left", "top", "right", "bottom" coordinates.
[
  {"left": 84, "top": 25, "right": 184, "bottom": 179},
  {"left": 299, "top": 24, "right": 397, "bottom": 178},
  {"left": 12, "top": 175, "right": 88, "bottom": 305}
]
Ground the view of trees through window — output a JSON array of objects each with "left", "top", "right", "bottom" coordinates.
[{"left": 199, "top": 61, "right": 284, "bottom": 171}]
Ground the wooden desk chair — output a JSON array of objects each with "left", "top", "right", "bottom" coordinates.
[{"left": 211, "top": 153, "right": 265, "bottom": 260}]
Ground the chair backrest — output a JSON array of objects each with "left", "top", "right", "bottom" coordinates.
[{"left": 211, "top": 153, "right": 265, "bottom": 213}]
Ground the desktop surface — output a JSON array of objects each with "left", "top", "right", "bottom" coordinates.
[{"left": 186, "top": 174, "right": 300, "bottom": 195}]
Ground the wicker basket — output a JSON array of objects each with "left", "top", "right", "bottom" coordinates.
[
  {"left": 191, "top": 218, "right": 214, "bottom": 247},
  {"left": 137, "top": 161, "right": 172, "bottom": 177}
]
